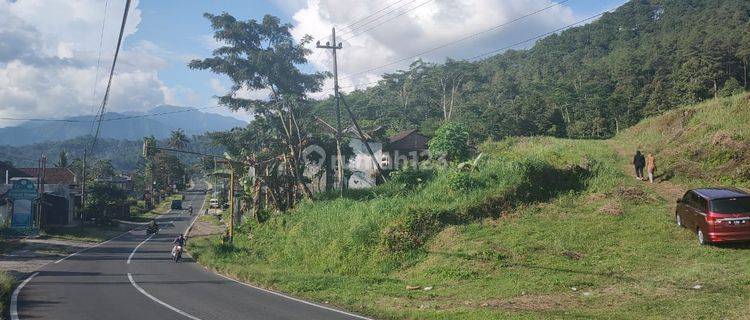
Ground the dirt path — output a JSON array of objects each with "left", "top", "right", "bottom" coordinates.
[{"left": 607, "top": 140, "right": 686, "bottom": 206}]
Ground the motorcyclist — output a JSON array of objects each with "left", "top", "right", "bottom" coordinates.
[
  {"left": 147, "top": 220, "right": 158, "bottom": 234},
  {"left": 173, "top": 234, "right": 186, "bottom": 247},
  {"left": 172, "top": 234, "right": 186, "bottom": 260},
  {"left": 188, "top": 205, "right": 193, "bottom": 214}
]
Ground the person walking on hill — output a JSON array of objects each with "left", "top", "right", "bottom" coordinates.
[
  {"left": 633, "top": 150, "right": 646, "bottom": 180},
  {"left": 646, "top": 153, "right": 656, "bottom": 183}
]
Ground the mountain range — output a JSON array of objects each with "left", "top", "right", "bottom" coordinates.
[{"left": 0, "top": 105, "right": 247, "bottom": 146}]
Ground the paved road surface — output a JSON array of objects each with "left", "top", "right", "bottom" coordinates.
[{"left": 13, "top": 182, "right": 369, "bottom": 320}]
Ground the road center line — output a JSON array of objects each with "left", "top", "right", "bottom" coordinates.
[
  {"left": 127, "top": 233, "right": 155, "bottom": 264},
  {"left": 127, "top": 273, "right": 203, "bottom": 320},
  {"left": 10, "top": 272, "right": 38, "bottom": 320}
]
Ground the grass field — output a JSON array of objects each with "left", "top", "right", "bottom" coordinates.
[{"left": 190, "top": 94, "right": 750, "bottom": 319}]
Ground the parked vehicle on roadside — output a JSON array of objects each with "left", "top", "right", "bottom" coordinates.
[
  {"left": 675, "top": 188, "right": 750, "bottom": 245},
  {"left": 210, "top": 198, "right": 219, "bottom": 208},
  {"left": 171, "top": 199, "right": 182, "bottom": 210}
]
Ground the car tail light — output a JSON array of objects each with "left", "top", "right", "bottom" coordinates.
[{"left": 706, "top": 216, "right": 721, "bottom": 225}]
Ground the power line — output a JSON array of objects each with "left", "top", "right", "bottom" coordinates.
[
  {"left": 90, "top": 0, "right": 110, "bottom": 119},
  {"left": 322, "top": 2, "right": 619, "bottom": 93},
  {"left": 90, "top": 0, "right": 132, "bottom": 153},
  {"left": 344, "top": 0, "right": 413, "bottom": 34},
  {"left": 340, "top": 0, "right": 435, "bottom": 42},
  {"left": 466, "top": 10, "right": 610, "bottom": 61},
  {"left": 348, "top": 0, "right": 572, "bottom": 77},
  {"left": 338, "top": 0, "right": 418, "bottom": 38}
]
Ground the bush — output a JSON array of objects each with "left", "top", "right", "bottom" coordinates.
[
  {"left": 428, "top": 122, "right": 471, "bottom": 162},
  {"left": 380, "top": 207, "right": 454, "bottom": 252},
  {"left": 447, "top": 171, "right": 483, "bottom": 192},
  {"left": 389, "top": 166, "right": 433, "bottom": 190}
]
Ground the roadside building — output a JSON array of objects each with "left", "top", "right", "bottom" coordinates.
[
  {"left": 382, "top": 129, "right": 429, "bottom": 170},
  {"left": 15, "top": 167, "right": 79, "bottom": 226},
  {"left": 0, "top": 162, "right": 32, "bottom": 227}
]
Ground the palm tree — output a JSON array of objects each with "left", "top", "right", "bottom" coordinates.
[
  {"left": 169, "top": 129, "right": 189, "bottom": 150},
  {"left": 55, "top": 150, "right": 68, "bottom": 168}
]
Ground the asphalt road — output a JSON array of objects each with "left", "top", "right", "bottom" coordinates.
[{"left": 12, "top": 182, "right": 369, "bottom": 320}]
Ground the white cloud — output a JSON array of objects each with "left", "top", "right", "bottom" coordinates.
[
  {"left": 0, "top": 0, "right": 172, "bottom": 128},
  {"left": 286, "top": 0, "right": 576, "bottom": 95}
]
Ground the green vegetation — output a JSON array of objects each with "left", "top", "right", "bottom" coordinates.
[
  {"left": 428, "top": 122, "right": 471, "bottom": 162},
  {"left": 129, "top": 195, "right": 182, "bottom": 222},
  {"left": 190, "top": 124, "right": 750, "bottom": 319},
  {"left": 0, "top": 271, "right": 13, "bottom": 319},
  {"left": 616, "top": 93, "right": 750, "bottom": 189},
  {"left": 190, "top": 94, "right": 750, "bottom": 318},
  {"left": 317, "top": 0, "right": 750, "bottom": 140}
]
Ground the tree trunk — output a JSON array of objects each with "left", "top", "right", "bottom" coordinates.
[
  {"left": 276, "top": 106, "right": 314, "bottom": 201},
  {"left": 251, "top": 161, "right": 264, "bottom": 221}
]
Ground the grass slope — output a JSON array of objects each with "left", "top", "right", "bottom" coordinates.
[
  {"left": 616, "top": 93, "right": 750, "bottom": 189},
  {"left": 190, "top": 95, "right": 750, "bottom": 319}
]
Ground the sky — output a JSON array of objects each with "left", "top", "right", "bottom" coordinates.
[{"left": 0, "top": 0, "right": 628, "bottom": 128}]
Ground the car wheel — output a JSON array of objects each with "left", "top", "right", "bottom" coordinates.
[
  {"left": 697, "top": 228, "right": 708, "bottom": 245},
  {"left": 675, "top": 213, "right": 684, "bottom": 228}
]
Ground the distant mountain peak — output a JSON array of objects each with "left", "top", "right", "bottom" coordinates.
[{"left": 0, "top": 104, "right": 247, "bottom": 146}]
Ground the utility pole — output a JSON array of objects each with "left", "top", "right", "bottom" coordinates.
[
  {"left": 317, "top": 27, "right": 345, "bottom": 196},
  {"left": 228, "top": 164, "right": 235, "bottom": 242},
  {"left": 81, "top": 148, "right": 87, "bottom": 221}
]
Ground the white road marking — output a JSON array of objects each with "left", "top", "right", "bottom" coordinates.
[
  {"left": 127, "top": 233, "right": 155, "bottom": 264},
  {"left": 184, "top": 189, "right": 207, "bottom": 237},
  {"left": 127, "top": 273, "right": 203, "bottom": 320},
  {"left": 54, "top": 229, "right": 133, "bottom": 264},
  {"left": 10, "top": 272, "right": 38, "bottom": 320},
  {"left": 213, "top": 273, "right": 372, "bottom": 320}
]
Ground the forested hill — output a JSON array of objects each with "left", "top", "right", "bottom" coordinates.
[
  {"left": 0, "top": 134, "right": 224, "bottom": 171},
  {"left": 321, "top": 0, "right": 750, "bottom": 141}
]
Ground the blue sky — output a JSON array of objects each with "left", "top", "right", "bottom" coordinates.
[{"left": 0, "top": 0, "right": 631, "bottom": 126}]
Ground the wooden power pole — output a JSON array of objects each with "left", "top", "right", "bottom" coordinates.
[{"left": 317, "top": 27, "right": 345, "bottom": 196}]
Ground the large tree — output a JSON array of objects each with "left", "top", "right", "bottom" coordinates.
[{"left": 189, "top": 13, "right": 326, "bottom": 201}]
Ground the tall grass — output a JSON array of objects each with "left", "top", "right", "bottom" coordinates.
[{"left": 0, "top": 271, "right": 13, "bottom": 319}]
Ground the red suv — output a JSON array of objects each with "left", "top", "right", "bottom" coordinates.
[{"left": 675, "top": 188, "right": 750, "bottom": 245}]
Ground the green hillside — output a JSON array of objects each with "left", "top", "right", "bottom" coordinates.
[
  {"left": 316, "top": 0, "right": 750, "bottom": 141},
  {"left": 190, "top": 94, "right": 750, "bottom": 319},
  {"left": 616, "top": 93, "right": 750, "bottom": 189}
]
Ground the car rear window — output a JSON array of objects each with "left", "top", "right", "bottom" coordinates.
[{"left": 710, "top": 197, "right": 750, "bottom": 214}]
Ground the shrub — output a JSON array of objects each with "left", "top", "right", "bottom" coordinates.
[
  {"left": 389, "top": 166, "right": 433, "bottom": 190},
  {"left": 428, "top": 122, "right": 471, "bottom": 162},
  {"left": 447, "top": 171, "right": 483, "bottom": 192}
]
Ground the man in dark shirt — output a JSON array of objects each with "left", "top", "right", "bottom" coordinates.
[{"left": 633, "top": 150, "right": 646, "bottom": 180}]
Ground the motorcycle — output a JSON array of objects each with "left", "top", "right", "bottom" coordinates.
[
  {"left": 146, "top": 224, "right": 159, "bottom": 236},
  {"left": 171, "top": 245, "right": 183, "bottom": 262}
]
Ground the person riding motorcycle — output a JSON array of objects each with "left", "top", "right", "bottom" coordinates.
[
  {"left": 146, "top": 220, "right": 158, "bottom": 235},
  {"left": 172, "top": 234, "right": 186, "bottom": 261}
]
